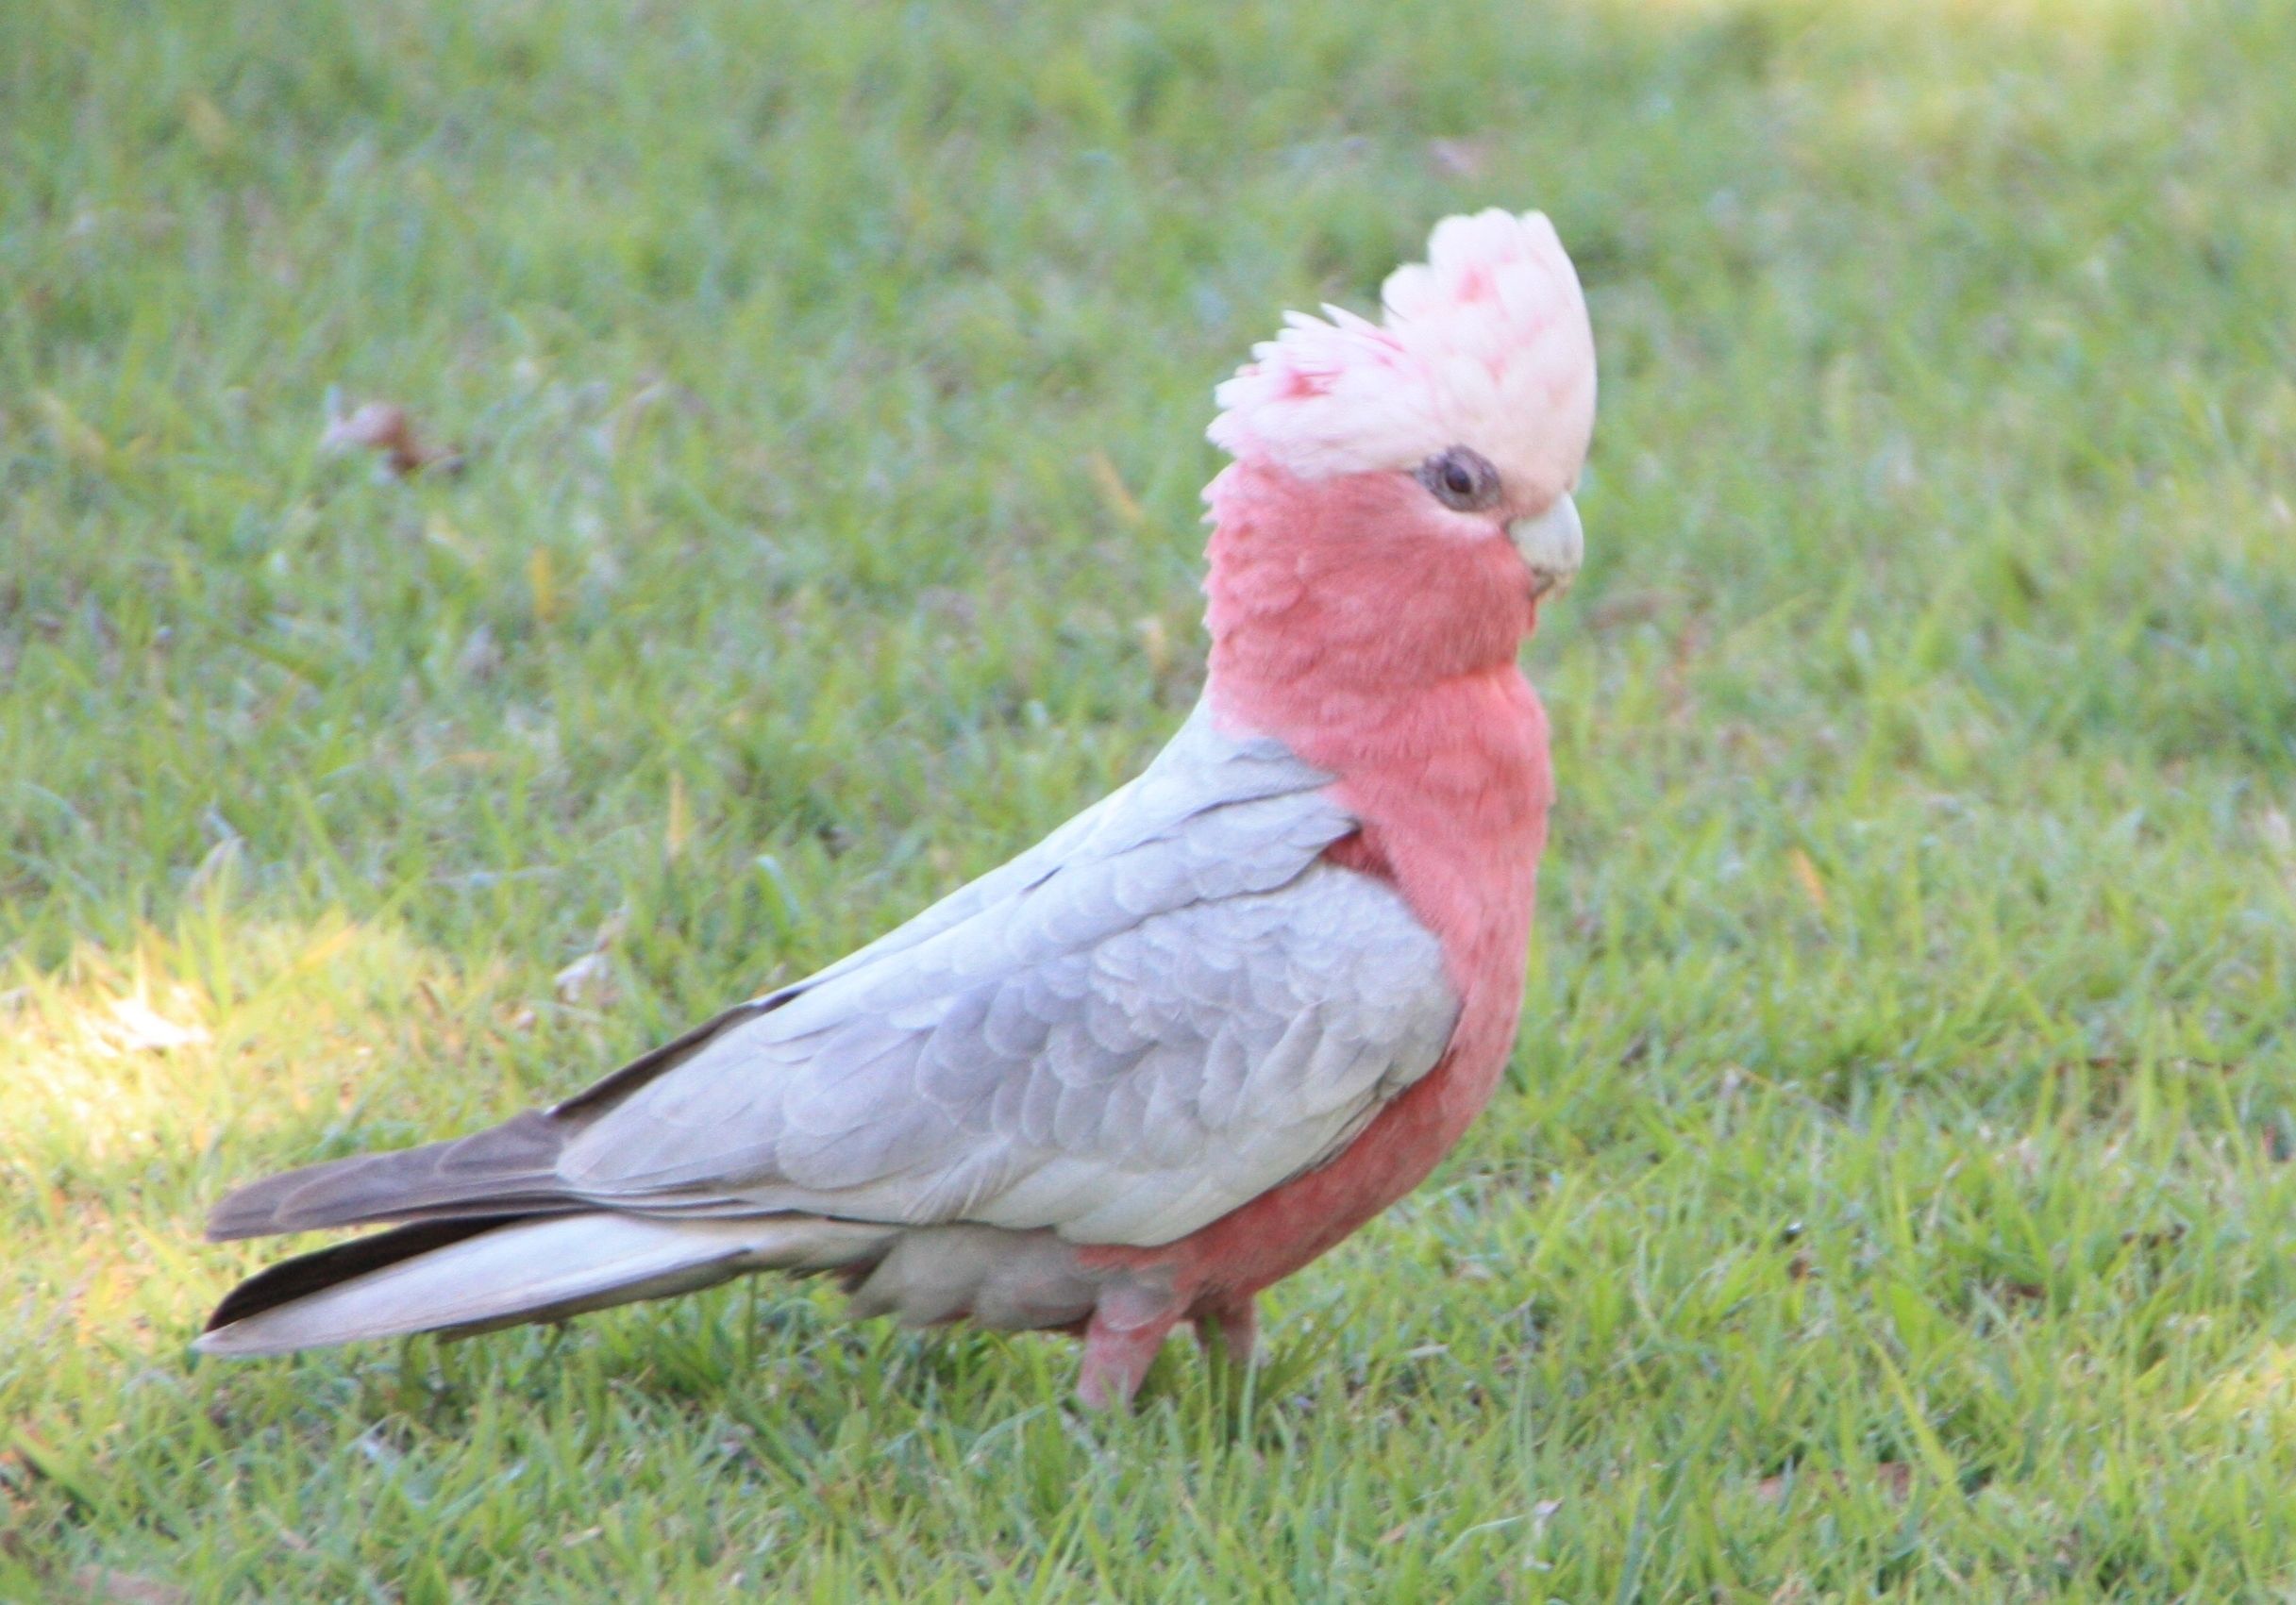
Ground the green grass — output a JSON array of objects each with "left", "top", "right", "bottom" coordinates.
[{"left": 5, "top": 0, "right": 2295, "bottom": 1596}]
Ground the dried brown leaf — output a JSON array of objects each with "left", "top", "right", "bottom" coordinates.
[
  {"left": 1787, "top": 848, "right": 1829, "bottom": 914},
  {"left": 321, "top": 398, "right": 461, "bottom": 478}
]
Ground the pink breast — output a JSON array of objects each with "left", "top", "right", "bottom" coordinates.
[{"left": 1084, "top": 667, "right": 1550, "bottom": 1306}]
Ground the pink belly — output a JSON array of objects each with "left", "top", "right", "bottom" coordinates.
[{"left": 1079, "top": 1027, "right": 1512, "bottom": 1311}]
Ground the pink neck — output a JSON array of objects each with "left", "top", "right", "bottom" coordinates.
[
  {"left": 1198, "top": 461, "right": 1553, "bottom": 1009},
  {"left": 1072, "top": 460, "right": 1559, "bottom": 1304}
]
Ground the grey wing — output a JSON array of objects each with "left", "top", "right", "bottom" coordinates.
[
  {"left": 553, "top": 706, "right": 1462, "bottom": 1248},
  {"left": 779, "top": 697, "right": 1353, "bottom": 992}
]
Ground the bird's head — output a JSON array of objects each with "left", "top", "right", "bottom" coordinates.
[{"left": 1206, "top": 209, "right": 1597, "bottom": 606}]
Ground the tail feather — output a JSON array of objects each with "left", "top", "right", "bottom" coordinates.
[
  {"left": 204, "top": 1218, "right": 511, "bottom": 1332},
  {"left": 206, "top": 1110, "right": 571, "bottom": 1242},
  {"left": 194, "top": 1213, "right": 898, "bottom": 1357}
]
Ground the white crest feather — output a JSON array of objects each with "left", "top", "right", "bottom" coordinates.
[{"left": 1208, "top": 209, "right": 1597, "bottom": 509}]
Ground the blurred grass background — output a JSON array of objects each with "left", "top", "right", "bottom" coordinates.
[{"left": 5, "top": 0, "right": 2295, "bottom": 1597}]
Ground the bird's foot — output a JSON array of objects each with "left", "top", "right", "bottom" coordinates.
[
  {"left": 1075, "top": 1282, "right": 1184, "bottom": 1409},
  {"left": 1193, "top": 1296, "right": 1258, "bottom": 1370}
]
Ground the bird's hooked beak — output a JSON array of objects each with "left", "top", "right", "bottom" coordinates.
[{"left": 1508, "top": 493, "right": 1584, "bottom": 598}]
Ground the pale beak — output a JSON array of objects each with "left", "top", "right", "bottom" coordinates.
[{"left": 1508, "top": 493, "right": 1584, "bottom": 597}]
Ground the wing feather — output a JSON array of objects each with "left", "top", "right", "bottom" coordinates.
[{"left": 547, "top": 701, "right": 1461, "bottom": 1247}]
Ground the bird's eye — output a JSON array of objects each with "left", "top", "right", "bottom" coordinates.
[{"left": 1415, "top": 445, "right": 1502, "bottom": 512}]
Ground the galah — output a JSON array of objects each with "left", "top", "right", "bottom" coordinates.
[{"left": 197, "top": 209, "right": 1599, "bottom": 1406}]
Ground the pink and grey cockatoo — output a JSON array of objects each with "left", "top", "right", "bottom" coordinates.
[{"left": 197, "top": 209, "right": 1598, "bottom": 1406}]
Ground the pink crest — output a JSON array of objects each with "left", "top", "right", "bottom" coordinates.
[{"left": 1207, "top": 209, "right": 1597, "bottom": 510}]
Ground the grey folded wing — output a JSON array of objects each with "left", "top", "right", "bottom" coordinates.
[{"left": 555, "top": 702, "right": 1463, "bottom": 1247}]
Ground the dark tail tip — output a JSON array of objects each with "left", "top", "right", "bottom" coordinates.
[{"left": 204, "top": 1218, "right": 516, "bottom": 1332}]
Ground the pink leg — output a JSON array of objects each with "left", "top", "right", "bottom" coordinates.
[
  {"left": 1076, "top": 1284, "right": 1184, "bottom": 1409},
  {"left": 1194, "top": 1295, "right": 1259, "bottom": 1369}
]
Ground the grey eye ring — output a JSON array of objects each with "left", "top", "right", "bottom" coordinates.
[{"left": 1415, "top": 445, "right": 1504, "bottom": 512}]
